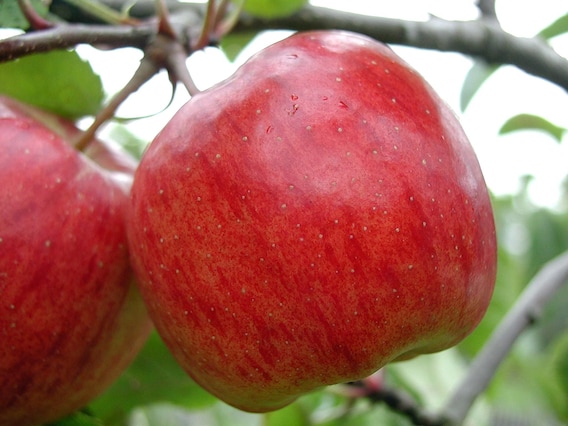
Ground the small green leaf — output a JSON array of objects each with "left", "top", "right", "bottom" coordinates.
[
  {"left": 0, "top": 49, "right": 104, "bottom": 119},
  {"left": 499, "top": 114, "right": 565, "bottom": 142},
  {"left": 538, "top": 13, "right": 568, "bottom": 40},
  {"left": 460, "top": 60, "right": 498, "bottom": 111},
  {"left": 240, "top": 0, "right": 307, "bottom": 19},
  {"left": 220, "top": 31, "right": 258, "bottom": 62},
  {"left": 0, "top": 0, "right": 48, "bottom": 30}
]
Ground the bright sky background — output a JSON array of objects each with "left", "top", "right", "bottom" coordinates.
[{"left": 6, "top": 1, "right": 568, "bottom": 207}]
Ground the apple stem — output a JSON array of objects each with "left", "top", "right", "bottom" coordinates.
[
  {"left": 74, "top": 57, "right": 160, "bottom": 152},
  {"left": 440, "top": 249, "right": 568, "bottom": 425}
]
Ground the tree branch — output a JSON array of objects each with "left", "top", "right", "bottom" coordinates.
[
  {"left": 234, "top": 4, "right": 568, "bottom": 91},
  {"left": 0, "top": 23, "right": 153, "bottom": 61},
  {"left": 2, "top": 3, "right": 567, "bottom": 92},
  {"left": 440, "top": 250, "right": 568, "bottom": 425}
]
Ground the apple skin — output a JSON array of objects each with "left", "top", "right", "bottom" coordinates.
[
  {"left": 128, "top": 30, "right": 497, "bottom": 412},
  {"left": 0, "top": 96, "right": 153, "bottom": 426}
]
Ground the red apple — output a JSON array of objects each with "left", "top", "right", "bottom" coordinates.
[
  {"left": 128, "top": 30, "right": 497, "bottom": 412},
  {"left": 0, "top": 96, "right": 153, "bottom": 426}
]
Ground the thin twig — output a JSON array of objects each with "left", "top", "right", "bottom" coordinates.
[
  {"left": 440, "top": 250, "right": 568, "bottom": 425},
  {"left": 17, "top": 0, "right": 54, "bottom": 30},
  {"left": 192, "top": 0, "right": 217, "bottom": 50}
]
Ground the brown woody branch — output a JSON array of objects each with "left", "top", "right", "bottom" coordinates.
[
  {"left": 235, "top": 4, "right": 568, "bottom": 91},
  {"left": 2, "top": 2, "right": 567, "bottom": 92}
]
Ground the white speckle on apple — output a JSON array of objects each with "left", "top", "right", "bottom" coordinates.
[
  {"left": 391, "top": 98, "right": 397, "bottom": 104},
  {"left": 159, "top": 189, "right": 164, "bottom": 195},
  {"left": 281, "top": 203, "right": 287, "bottom": 209},
  {"left": 384, "top": 68, "right": 390, "bottom": 74},
  {"left": 10, "top": 322, "right": 16, "bottom": 329},
  {"left": 393, "top": 145, "right": 398, "bottom": 150},
  {"left": 256, "top": 109, "right": 261, "bottom": 115},
  {"left": 44, "top": 240, "right": 51, "bottom": 248},
  {"left": 242, "top": 136, "right": 248, "bottom": 142},
  {"left": 335, "top": 77, "right": 342, "bottom": 82},
  {"left": 306, "top": 125, "right": 312, "bottom": 131},
  {"left": 425, "top": 109, "right": 431, "bottom": 115},
  {"left": 422, "top": 159, "right": 427, "bottom": 165},
  {"left": 423, "top": 222, "right": 427, "bottom": 227},
  {"left": 395, "top": 228, "right": 400, "bottom": 233},
  {"left": 9, "top": 304, "right": 15, "bottom": 310}
]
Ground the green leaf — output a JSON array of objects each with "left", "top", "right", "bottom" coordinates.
[
  {"left": 89, "top": 331, "right": 217, "bottom": 425},
  {"left": 460, "top": 60, "right": 498, "bottom": 111},
  {"left": 241, "top": 0, "right": 307, "bottom": 19},
  {"left": 0, "top": 49, "right": 104, "bottom": 119},
  {"left": 0, "top": 0, "right": 48, "bottom": 30},
  {"left": 538, "top": 13, "right": 568, "bottom": 40},
  {"left": 499, "top": 114, "right": 565, "bottom": 142},
  {"left": 220, "top": 31, "right": 258, "bottom": 62}
]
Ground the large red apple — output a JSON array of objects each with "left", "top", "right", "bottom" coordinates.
[
  {"left": 128, "top": 30, "right": 497, "bottom": 412},
  {"left": 0, "top": 96, "right": 153, "bottom": 426}
]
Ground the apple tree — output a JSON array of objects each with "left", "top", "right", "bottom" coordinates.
[{"left": 0, "top": 1, "right": 567, "bottom": 425}]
